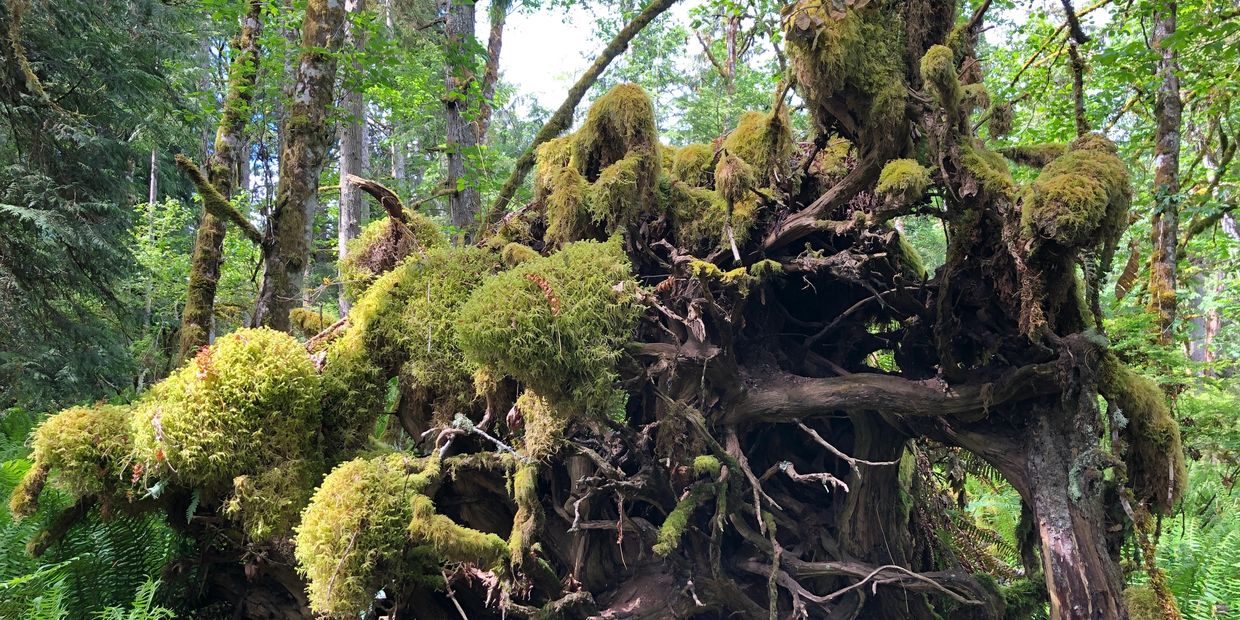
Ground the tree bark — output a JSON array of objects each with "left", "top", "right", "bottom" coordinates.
[
  {"left": 253, "top": 0, "right": 347, "bottom": 332},
  {"left": 444, "top": 0, "right": 482, "bottom": 234},
  {"left": 176, "top": 0, "right": 263, "bottom": 364},
  {"left": 1147, "top": 0, "right": 1182, "bottom": 344},
  {"left": 476, "top": 0, "right": 509, "bottom": 142},
  {"left": 338, "top": 0, "right": 368, "bottom": 315},
  {"left": 483, "top": 0, "right": 680, "bottom": 228}
]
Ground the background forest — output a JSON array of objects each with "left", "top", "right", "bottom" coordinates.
[{"left": 0, "top": 0, "right": 1236, "bottom": 617}]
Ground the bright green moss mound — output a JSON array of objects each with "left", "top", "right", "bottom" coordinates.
[
  {"left": 27, "top": 404, "right": 132, "bottom": 500},
  {"left": 962, "top": 142, "right": 1015, "bottom": 196},
  {"left": 671, "top": 142, "right": 715, "bottom": 187},
  {"left": 295, "top": 453, "right": 506, "bottom": 618},
  {"left": 339, "top": 215, "right": 445, "bottom": 303},
  {"left": 876, "top": 159, "right": 931, "bottom": 203},
  {"left": 131, "top": 328, "right": 321, "bottom": 487},
  {"left": 321, "top": 247, "right": 501, "bottom": 457},
  {"left": 1023, "top": 133, "right": 1130, "bottom": 249},
  {"left": 571, "top": 83, "right": 658, "bottom": 174},
  {"left": 1099, "top": 354, "right": 1187, "bottom": 513},
  {"left": 457, "top": 238, "right": 642, "bottom": 418},
  {"left": 722, "top": 110, "right": 792, "bottom": 187}
]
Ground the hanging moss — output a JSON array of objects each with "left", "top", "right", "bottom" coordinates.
[
  {"left": 339, "top": 215, "right": 445, "bottom": 303},
  {"left": 876, "top": 159, "right": 931, "bottom": 204},
  {"left": 23, "top": 404, "right": 132, "bottom": 502},
  {"left": 289, "top": 307, "right": 337, "bottom": 338},
  {"left": 989, "top": 101, "right": 1014, "bottom": 137},
  {"left": 131, "top": 328, "right": 321, "bottom": 488},
  {"left": 999, "top": 143, "right": 1066, "bottom": 168},
  {"left": 722, "top": 110, "right": 793, "bottom": 187},
  {"left": 784, "top": 0, "right": 907, "bottom": 134},
  {"left": 1098, "top": 355, "right": 1186, "bottom": 513},
  {"left": 1022, "top": 133, "right": 1130, "bottom": 250},
  {"left": 508, "top": 460, "right": 541, "bottom": 564},
  {"left": 586, "top": 150, "right": 656, "bottom": 230},
  {"left": 516, "top": 390, "right": 567, "bottom": 461},
  {"left": 534, "top": 135, "right": 574, "bottom": 199},
  {"left": 457, "top": 238, "right": 642, "bottom": 418},
  {"left": 225, "top": 459, "right": 319, "bottom": 541},
  {"left": 962, "top": 83, "right": 990, "bottom": 112},
  {"left": 671, "top": 143, "right": 715, "bottom": 187},
  {"left": 9, "top": 462, "right": 49, "bottom": 519},
  {"left": 543, "top": 166, "right": 592, "bottom": 247},
  {"left": 295, "top": 453, "right": 506, "bottom": 618},
  {"left": 321, "top": 247, "right": 501, "bottom": 457},
  {"left": 715, "top": 152, "right": 756, "bottom": 204},
  {"left": 570, "top": 83, "right": 659, "bottom": 177}
]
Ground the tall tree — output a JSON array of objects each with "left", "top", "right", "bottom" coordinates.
[
  {"left": 338, "top": 0, "right": 370, "bottom": 315},
  {"left": 1148, "top": 0, "right": 1183, "bottom": 344},
  {"left": 175, "top": 0, "right": 264, "bottom": 364},
  {"left": 253, "top": 0, "right": 347, "bottom": 331},
  {"left": 443, "top": 0, "right": 482, "bottom": 233}
]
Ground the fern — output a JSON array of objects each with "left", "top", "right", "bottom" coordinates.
[{"left": 93, "top": 579, "right": 176, "bottom": 620}]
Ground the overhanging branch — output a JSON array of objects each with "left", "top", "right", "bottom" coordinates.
[{"left": 174, "top": 155, "right": 263, "bottom": 244}]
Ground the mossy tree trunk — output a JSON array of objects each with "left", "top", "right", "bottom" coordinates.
[
  {"left": 253, "top": 0, "right": 346, "bottom": 332},
  {"left": 175, "top": 0, "right": 263, "bottom": 364},
  {"left": 1147, "top": 0, "right": 1182, "bottom": 344},
  {"left": 443, "top": 0, "right": 482, "bottom": 234}
]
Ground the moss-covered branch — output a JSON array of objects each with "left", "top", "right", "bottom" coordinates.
[{"left": 174, "top": 154, "right": 262, "bottom": 244}]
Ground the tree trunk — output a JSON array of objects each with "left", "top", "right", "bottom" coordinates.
[
  {"left": 476, "top": 0, "right": 509, "bottom": 143},
  {"left": 338, "top": 0, "right": 368, "bottom": 316},
  {"left": 253, "top": 0, "right": 346, "bottom": 332},
  {"left": 444, "top": 0, "right": 482, "bottom": 234},
  {"left": 1147, "top": 0, "right": 1182, "bottom": 345},
  {"left": 176, "top": 0, "right": 263, "bottom": 364}
]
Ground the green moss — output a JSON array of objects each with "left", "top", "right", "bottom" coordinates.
[
  {"left": 1022, "top": 134, "right": 1130, "bottom": 250},
  {"left": 289, "top": 307, "right": 337, "bottom": 338},
  {"left": 999, "top": 143, "right": 1066, "bottom": 168},
  {"left": 516, "top": 390, "right": 567, "bottom": 461},
  {"left": 653, "top": 484, "right": 715, "bottom": 556},
  {"left": 962, "top": 83, "right": 990, "bottom": 112},
  {"left": 508, "top": 461, "right": 541, "bottom": 564},
  {"left": 501, "top": 242, "right": 540, "bottom": 266},
  {"left": 989, "top": 100, "right": 1014, "bottom": 137},
  {"left": 1122, "top": 585, "right": 1161, "bottom": 620},
  {"left": 671, "top": 143, "right": 715, "bottom": 187},
  {"left": 875, "top": 159, "right": 931, "bottom": 204},
  {"left": 9, "top": 462, "right": 49, "bottom": 519},
  {"left": 544, "top": 166, "right": 592, "bottom": 247},
  {"left": 131, "top": 328, "right": 320, "bottom": 487},
  {"left": 339, "top": 215, "right": 445, "bottom": 303},
  {"left": 722, "top": 110, "right": 792, "bottom": 187},
  {"left": 665, "top": 180, "right": 744, "bottom": 252},
  {"left": 321, "top": 247, "right": 501, "bottom": 458},
  {"left": 1099, "top": 355, "right": 1187, "bottom": 513},
  {"left": 534, "top": 135, "right": 574, "bottom": 198},
  {"left": 571, "top": 84, "right": 658, "bottom": 174},
  {"left": 692, "top": 455, "right": 722, "bottom": 478},
  {"left": 920, "top": 45, "right": 961, "bottom": 110},
  {"left": 457, "top": 238, "right": 642, "bottom": 418},
  {"left": 784, "top": 0, "right": 907, "bottom": 133},
  {"left": 895, "top": 234, "right": 927, "bottom": 279},
  {"left": 715, "top": 152, "right": 755, "bottom": 203},
  {"left": 809, "top": 137, "right": 852, "bottom": 186},
  {"left": 295, "top": 453, "right": 505, "bottom": 618},
  {"left": 26, "top": 404, "right": 132, "bottom": 501},
  {"left": 586, "top": 150, "right": 655, "bottom": 229},
  {"left": 962, "top": 142, "right": 1015, "bottom": 196},
  {"left": 225, "top": 459, "right": 319, "bottom": 541},
  {"left": 1001, "top": 578, "right": 1047, "bottom": 619}
]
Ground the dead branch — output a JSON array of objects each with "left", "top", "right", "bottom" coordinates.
[{"left": 345, "top": 174, "right": 407, "bottom": 222}]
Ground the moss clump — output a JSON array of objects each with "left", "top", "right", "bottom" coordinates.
[
  {"left": 989, "top": 100, "right": 1014, "bottom": 137},
  {"left": 537, "top": 84, "right": 661, "bottom": 245},
  {"left": 784, "top": 0, "right": 907, "bottom": 134},
  {"left": 895, "top": 234, "right": 928, "bottom": 279},
  {"left": 665, "top": 179, "right": 757, "bottom": 253},
  {"left": 295, "top": 453, "right": 506, "bottom": 618},
  {"left": 722, "top": 110, "right": 793, "bottom": 187},
  {"left": 671, "top": 143, "right": 715, "bottom": 187},
  {"left": 508, "top": 461, "right": 541, "bottom": 564},
  {"left": 289, "top": 307, "right": 337, "bottom": 338},
  {"left": 457, "top": 238, "right": 642, "bottom": 418},
  {"left": 692, "top": 455, "right": 722, "bottom": 478},
  {"left": 501, "top": 242, "right": 539, "bottom": 266},
  {"left": 1099, "top": 355, "right": 1187, "bottom": 513},
  {"left": 9, "top": 462, "right": 49, "bottom": 519},
  {"left": 1022, "top": 133, "right": 1130, "bottom": 250},
  {"left": 876, "top": 159, "right": 931, "bottom": 204},
  {"left": 321, "top": 247, "right": 501, "bottom": 457},
  {"left": 1122, "top": 585, "right": 1161, "bottom": 620},
  {"left": 715, "top": 152, "right": 755, "bottom": 203},
  {"left": 962, "top": 83, "right": 990, "bottom": 112},
  {"left": 962, "top": 143, "right": 1015, "bottom": 196},
  {"left": 339, "top": 215, "right": 445, "bottom": 303},
  {"left": 920, "top": 45, "right": 961, "bottom": 110},
  {"left": 131, "top": 328, "right": 321, "bottom": 488},
  {"left": 19, "top": 404, "right": 132, "bottom": 507},
  {"left": 809, "top": 137, "right": 853, "bottom": 187}
]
